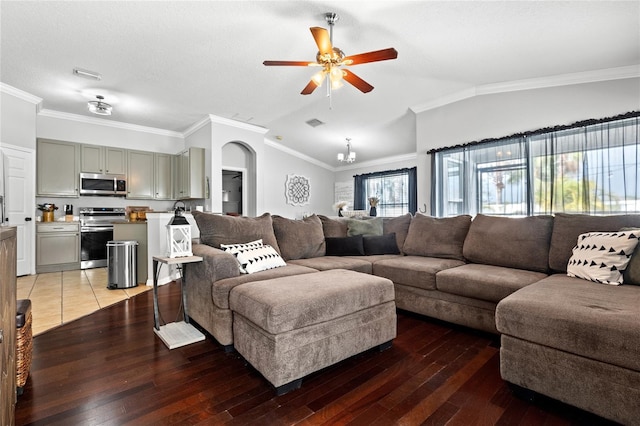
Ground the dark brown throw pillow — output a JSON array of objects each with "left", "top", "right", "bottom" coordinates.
[
  {"left": 325, "top": 235, "right": 365, "bottom": 256},
  {"left": 272, "top": 214, "right": 325, "bottom": 261},
  {"left": 363, "top": 233, "right": 400, "bottom": 255},
  {"left": 192, "top": 211, "right": 281, "bottom": 254}
]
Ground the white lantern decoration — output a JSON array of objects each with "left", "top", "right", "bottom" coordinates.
[{"left": 166, "top": 208, "right": 192, "bottom": 258}]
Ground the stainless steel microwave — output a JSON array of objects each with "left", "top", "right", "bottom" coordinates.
[{"left": 79, "top": 173, "right": 127, "bottom": 196}]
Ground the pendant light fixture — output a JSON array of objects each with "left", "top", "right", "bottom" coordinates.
[
  {"left": 87, "top": 95, "right": 113, "bottom": 116},
  {"left": 337, "top": 138, "right": 356, "bottom": 163}
]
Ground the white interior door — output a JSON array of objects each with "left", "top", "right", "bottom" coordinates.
[{"left": 2, "top": 145, "right": 35, "bottom": 276}]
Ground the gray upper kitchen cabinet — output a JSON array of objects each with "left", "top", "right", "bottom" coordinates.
[
  {"left": 37, "top": 139, "right": 80, "bottom": 197},
  {"left": 176, "top": 147, "right": 205, "bottom": 199},
  {"left": 154, "top": 153, "right": 173, "bottom": 200},
  {"left": 81, "top": 145, "right": 126, "bottom": 174},
  {"left": 127, "top": 150, "right": 154, "bottom": 199}
]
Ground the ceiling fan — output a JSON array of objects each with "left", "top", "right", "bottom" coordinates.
[{"left": 263, "top": 13, "right": 398, "bottom": 95}]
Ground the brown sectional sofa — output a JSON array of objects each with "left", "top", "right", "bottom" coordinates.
[{"left": 186, "top": 210, "right": 640, "bottom": 423}]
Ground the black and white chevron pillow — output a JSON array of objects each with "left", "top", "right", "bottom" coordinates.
[
  {"left": 234, "top": 244, "right": 286, "bottom": 274},
  {"left": 567, "top": 231, "right": 640, "bottom": 285}
]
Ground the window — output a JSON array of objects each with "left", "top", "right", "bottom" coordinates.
[
  {"left": 431, "top": 113, "right": 640, "bottom": 217},
  {"left": 354, "top": 167, "right": 417, "bottom": 216}
]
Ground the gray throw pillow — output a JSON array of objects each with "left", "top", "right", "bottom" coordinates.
[
  {"left": 192, "top": 211, "right": 281, "bottom": 254},
  {"left": 272, "top": 214, "right": 325, "bottom": 261},
  {"left": 402, "top": 214, "right": 472, "bottom": 261},
  {"left": 347, "top": 217, "right": 383, "bottom": 237}
]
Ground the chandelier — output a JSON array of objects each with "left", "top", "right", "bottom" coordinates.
[
  {"left": 87, "top": 95, "right": 112, "bottom": 116},
  {"left": 337, "top": 138, "right": 356, "bottom": 163}
]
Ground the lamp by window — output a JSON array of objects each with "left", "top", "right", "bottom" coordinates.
[
  {"left": 87, "top": 95, "right": 112, "bottom": 116},
  {"left": 166, "top": 203, "right": 192, "bottom": 258},
  {"left": 337, "top": 138, "right": 356, "bottom": 163}
]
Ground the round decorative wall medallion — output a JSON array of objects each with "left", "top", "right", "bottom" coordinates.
[{"left": 285, "top": 174, "right": 310, "bottom": 206}]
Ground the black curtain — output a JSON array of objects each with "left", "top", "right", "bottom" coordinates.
[
  {"left": 408, "top": 166, "right": 417, "bottom": 214},
  {"left": 353, "top": 174, "right": 366, "bottom": 210}
]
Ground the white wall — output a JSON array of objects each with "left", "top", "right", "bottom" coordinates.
[
  {"left": 1, "top": 89, "right": 38, "bottom": 149},
  {"left": 37, "top": 113, "right": 183, "bottom": 153},
  {"left": 416, "top": 77, "right": 640, "bottom": 214},
  {"left": 262, "top": 142, "right": 335, "bottom": 218}
]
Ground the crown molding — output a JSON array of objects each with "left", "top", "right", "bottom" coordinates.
[
  {"left": 183, "top": 114, "right": 268, "bottom": 138},
  {"left": 38, "top": 109, "right": 183, "bottom": 138},
  {"left": 209, "top": 114, "right": 268, "bottom": 134},
  {"left": 411, "top": 65, "right": 640, "bottom": 114},
  {"left": 264, "top": 138, "right": 334, "bottom": 171},
  {"left": 332, "top": 152, "right": 418, "bottom": 172},
  {"left": 0, "top": 82, "right": 43, "bottom": 106}
]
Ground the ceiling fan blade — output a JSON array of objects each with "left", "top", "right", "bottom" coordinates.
[
  {"left": 343, "top": 48, "right": 398, "bottom": 65},
  {"left": 343, "top": 70, "right": 374, "bottom": 93},
  {"left": 301, "top": 80, "right": 319, "bottom": 95},
  {"left": 310, "top": 27, "right": 333, "bottom": 56},
  {"left": 263, "top": 60, "right": 315, "bottom": 66}
]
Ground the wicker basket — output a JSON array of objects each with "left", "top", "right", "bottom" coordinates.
[{"left": 16, "top": 299, "right": 33, "bottom": 395}]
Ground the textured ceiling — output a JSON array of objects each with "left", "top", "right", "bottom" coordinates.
[{"left": 2, "top": 1, "right": 639, "bottom": 167}]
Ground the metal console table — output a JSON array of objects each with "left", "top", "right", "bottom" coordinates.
[{"left": 152, "top": 255, "right": 205, "bottom": 349}]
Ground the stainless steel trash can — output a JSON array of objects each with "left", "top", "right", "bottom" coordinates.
[{"left": 107, "top": 240, "right": 138, "bottom": 289}]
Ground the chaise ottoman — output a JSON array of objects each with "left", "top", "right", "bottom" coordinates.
[{"left": 229, "top": 269, "right": 397, "bottom": 394}]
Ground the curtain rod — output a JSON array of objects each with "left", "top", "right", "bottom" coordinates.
[{"left": 426, "top": 110, "right": 640, "bottom": 155}]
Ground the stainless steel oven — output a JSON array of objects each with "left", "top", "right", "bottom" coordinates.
[{"left": 79, "top": 207, "right": 126, "bottom": 269}]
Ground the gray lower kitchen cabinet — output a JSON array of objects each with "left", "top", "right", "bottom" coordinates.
[
  {"left": 37, "top": 139, "right": 80, "bottom": 197},
  {"left": 127, "top": 150, "right": 154, "bottom": 199},
  {"left": 36, "top": 223, "right": 80, "bottom": 273}
]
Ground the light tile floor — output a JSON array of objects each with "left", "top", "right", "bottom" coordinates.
[{"left": 17, "top": 268, "right": 151, "bottom": 336}]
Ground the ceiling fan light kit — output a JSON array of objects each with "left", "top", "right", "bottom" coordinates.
[
  {"left": 263, "top": 12, "right": 397, "bottom": 100},
  {"left": 87, "top": 95, "right": 112, "bottom": 116}
]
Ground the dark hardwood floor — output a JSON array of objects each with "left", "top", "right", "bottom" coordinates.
[{"left": 15, "top": 281, "right": 617, "bottom": 425}]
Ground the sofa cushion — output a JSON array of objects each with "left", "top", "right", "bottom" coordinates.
[
  {"left": 621, "top": 228, "right": 640, "bottom": 285},
  {"left": 383, "top": 213, "right": 412, "bottom": 253},
  {"left": 496, "top": 274, "right": 640, "bottom": 372},
  {"left": 193, "top": 211, "right": 281, "bottom": 254},
  {"left": 363, "top": 233, "right": 400, "bottom": 255},
  {"left": 402, "top": 214, "right": 471, "bottom": 261},
  {"left": 229, "top": 269, "right": 395, "bottom": 334},
  {"left": 288, "top": 256, "right": 372, "bottom": 274},
  {"left": 436, "top": 264, "right": 547, "bottom": 303},
  {"left": 373, "top": 255, "right": 465, "bottom": 291},
  {"left": 567, "top": 231, "right": 640, "bottom": 285},
  {"left": 347, "top": 217, "right": 383, "bottom": 236},
  {"left": 318, "top": 215, "right": 348, "bottom": 237},
  {"left": 325, "top": 235, "right": 365, "bottom": 256},
  {"left": 272, "top": 214, "right": 325, "bottom": 261},
  {"left": 463, "top": 214, "right": 553, "bottom": 273},
  {"left": 549, "top": 213, "right": 640, "bottom": 273},
  {"left": 212, "top": 264, "right": 318, "bottom": 309}
]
